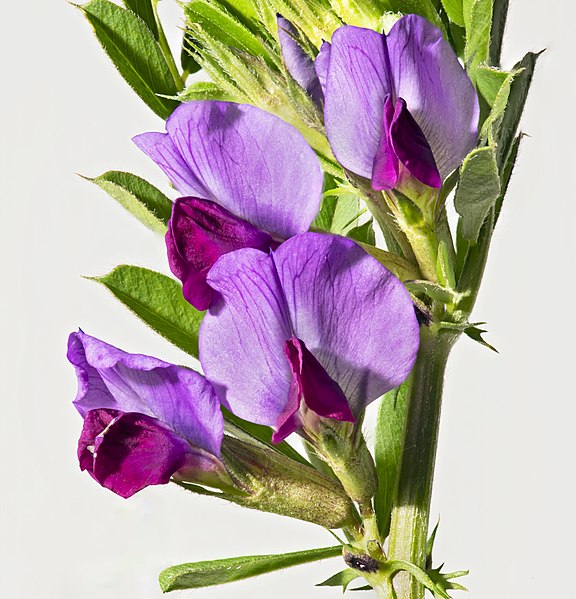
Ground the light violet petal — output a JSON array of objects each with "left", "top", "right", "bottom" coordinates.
[
  {"left": 68, "top": 331, "right": 223, "bottom": 456},
  {"left": 314, "top": 41, "right": 331, "bottom": 96},
  {"left": 132, "top": 132, "right": 209, "bottom": 197},
  {"left": 277, "top": 16, "right": 323, "bottom": 105},
  {"left": 164, "top": 101, "right": 323, "bottom": 239},
  {"left": 273, "top": 233, "right": 420, "bottom": 412},
  {"left": 199, "top": 249, "right": 293, "bottom": 427},
  {"left": 324, "top": 27, "right": 391, "bottom": 179},
  {"left": 390, "top": 98, "right": 441, "bottom": 188},
  {"left": 166, "top": 197, "right": 277, "bottom": 311},
  {"left": 386, "top": 14, "right": 479, "bottom": 178}
]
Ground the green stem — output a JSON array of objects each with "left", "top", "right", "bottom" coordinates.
[
  {"left": 386, "top": 326, "right": 457, "bottom": 599},
  {"left": 152, "top": 0, "right": 184, "bottom": 90}
]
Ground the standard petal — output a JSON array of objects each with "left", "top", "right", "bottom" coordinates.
[
  {"left": 81, "top": 409, "right": 191, "bottom": 498},
  {"left": 164, "top": 101, "right": 323, "bottom": 239},
  {"left": 277, "top": 16, "right": 323, "bottom": 105},
  {"left": 273, "top": 233, "right": 420, "bottom": 412},
  {"left": 200, "top": 249, "right": 294, "bottom": 427},
  {"left": 68, "top": 331, "right": 223, "bottom": 456},
  {"left": 386, "top": 14, "right": 479, "bottom": 178},
  {"left": 324, "top": 27, "right": 392, "bottom": 179},
  {"left": 132, "top": 132, "right": 209, "bottom": 197},
  {"left": 390, "top": 98, "right": 441, "bottom": 189},
  {"left": 167, "top": 197, "right": 278, "bottom": 311}
]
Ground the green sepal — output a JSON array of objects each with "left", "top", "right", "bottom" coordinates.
[
  {"left": 177, "top": 80, "right": 238, "bottom": 102},
  {"left": 180, "top": 33, "right": 202, "bottom": 75},
  {"left": 476, "top": 65, "right": 510, "bottom": 107},
  {"left": 480, "top": 68, "right": 519, "bottom": 144},
  {"left": 436, "top": 241, "right": 457, "bottom": 290},
  {"left": 405, "top": 281, "right": 456, "bottom": 304},
  {"left": 88, "top": 266, "right": 204, "bottom": 358},
  {"left": 329, "top": 0, "right": 385, "bottom": 29},
  {"left": 77, "top": 0, "right": 180, "bottom": 118},
  {"left": 357, "top": 244, "right": 421, "bottom": 282},
  {"left": 184, "top": 1, "right": 274, "bottom": 66},
  {"left": 374, "top": 378, "right": 411, "bottom": 538},
  {"left": 454, "top": 146, "right": 501, "bottom": 243},
  {"left": 122, "top": 0, "right": 158, "bottom": 38},
  {"left": 159, "top": 545, "right": 342, "bottom": 592},
  {"left": 317, "top": 568, "right": 362, "bottom": 591},
  {"left": 222, "top": 408, "right": 312, "bottom": 467},
  {"left": 384, "top": 0, "right": 445, "bottom": 35},
  {"left": 82, "top": 171, "right": 172, "bottom": 233},
  {"left": 313, "top": 187, "right": 364, "bottom": 235}
]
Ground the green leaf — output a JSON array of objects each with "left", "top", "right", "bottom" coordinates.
[
  {"left": 83, "top": 171, "right": 172, "bottom": 233},
  {"left": 494, "top": 133, "right": 522, "bottom": 225},
  {"left": 454, "top": 146, "right": 501, "bottom": 243},
  {"left": 185, "top": 1, "right": 273, "bottom": 65},
  {"left": 317, "top": 568, "right": 362, "bottom": 591},
  {"left": 159, "top": 545, "right": 342, "bottom": 592},
  {"left": 222, "top": 408, "right": 312, "bottom": 467},
  {"left": 178, "top": 80, "right": 238, "bottom": 102},
  {"left": 489, "top": 0, "right": 509, "bottom": 66},
  {"left": 79, "top": 0, "right": 180, "bottom": 118},
  {"left": 122, "top": 0, "right": 158, "bottom": 38},
  {"left": 463, "top": 0, "right": 493, "bottom": 80},
  {"left": 180, "top": 33, "right": 202, "bottom": 75},
  {"left": 479, "top": 68, "right": 517, "bottom": 144},
  {"left": 374, "top": 378, "right": 411, "bottom": 538},
  {"left": 357, "top": 244, "right": 420, "bottom": 282},
  {"left": 496, "top": 50, "right": 541, "bottom": 169},
  {"left": 90, "top": 266, "right": 204, "bottom": 357},
  {"left": 347, "top": 220, "right": 376, "bottom": 246},
  {"left": 441, "top": 0, "right": 465, "bottom": 27},
  {"left": 476, "top": 65, "right": 509, "bottom": 106},
  {"left": 464, "top": 325, "right": 498, "bottom": 352}
]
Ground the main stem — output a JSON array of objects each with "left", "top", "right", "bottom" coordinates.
[{"left": 386, "top": 326, "right": 456, "bottom": 599}]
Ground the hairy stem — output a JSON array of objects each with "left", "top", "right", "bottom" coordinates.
[{"left": 386, "top": 326, "right": 457, "bottom": 599}]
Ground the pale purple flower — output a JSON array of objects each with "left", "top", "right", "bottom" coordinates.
[
  {"left": 68, "top": 331, "right": 224, "bottom": 498},
  {"left": 199, "top": 233, "right": 420, "bottom": 442},
  {"left": 277, "top": 15, "right": 324, "bottom": 106},
  {"left": 133, "top": 101, "right": 323, "bottom": 310},
  {"left": 318, "top": 15, "right": 479, "bottom": 190}
]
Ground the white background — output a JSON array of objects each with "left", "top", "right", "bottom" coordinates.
[{"left": 1, "top": 1, "right": 574, "bottom": 597}]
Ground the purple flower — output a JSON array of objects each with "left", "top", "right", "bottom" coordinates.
[
  {"left": 319, "top": 15, "right": 479, "bottom": 190},
  {"left": 277, "top": 16, "right": 324, "bottom": 106},
  {"left": 199, "top": 233, "right": 420, "bottom": 442},
  {"left": 133, "top": 101, "right": 323, "bottom": 310},
  {"left": 68, "top": 331, "right": 225, "bottom": 498}
]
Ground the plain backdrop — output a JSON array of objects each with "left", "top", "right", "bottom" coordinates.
[{"left": 1, "top": 1, "right": 574, "bottom": 597}]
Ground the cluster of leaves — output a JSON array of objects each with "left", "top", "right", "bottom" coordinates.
[{"left": 77, "top": 0, "right": 537, "bottom": 594}]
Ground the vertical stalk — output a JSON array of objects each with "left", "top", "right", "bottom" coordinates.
[{"left": 386, "top": 326, "right": 457, "bottom": 599}]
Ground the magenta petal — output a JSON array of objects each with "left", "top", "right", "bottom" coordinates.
[
  {"left": 386, "top": 15, "right": 479, "bottom": 178},
  {"left": 167, "top": 197, "right": 278, "bottom": 311},
  {"left": 68, "top": 331, "right": 223, "bottom": 457},
  {"left": 323, "top": 26, "right": 391, "bottom": 179},
  {"left": 277, "top": 16, "right": 324, "bottom": 105},
  {"left": 288, "top": 337, "right": 354, "bottom": 422},
  {"left": 80, "top": 408, "right": 191, "bottom": 498},
  {"left": 390, "top": 98, "right": 441, "bottom": 189},
  {"left": 372, "top": 94, "right": 399, "bottom": 191}
]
